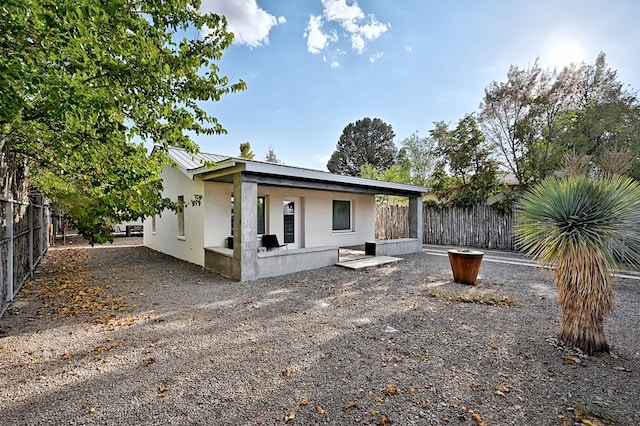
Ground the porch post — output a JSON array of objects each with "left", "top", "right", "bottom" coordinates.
[
  {"left": 232, "top": 174, "right": 258, "bottom": 281},
  {"left": 409, "top": 196, "right": 423, "bottom": 244}
]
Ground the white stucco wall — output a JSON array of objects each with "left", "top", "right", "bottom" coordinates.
[
  {"left": 203, "top": 182, "right": 234, "bottom": 249},
  {"left": 146, "top": 170, "right": 378, "bottom": 269},
  {"left": 254, "top": 186, "right": 375, "bottom": 248},
  {"left": 198, "top": 182, "right": 375, "bottom": 250},
  {"left": 143, "top": 166, "right": 205, "bottom": 266}
]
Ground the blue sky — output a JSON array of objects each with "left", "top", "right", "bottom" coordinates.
[{"left": 194, "top": 0, "right": 640, "bottom": 171}]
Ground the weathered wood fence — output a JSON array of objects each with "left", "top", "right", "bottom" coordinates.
[
  {"left": 376, "top": 204, "right": 517, "bottom": 250},
  {"left": 0, "top": 194, "right": 50, "bottom": 317}
]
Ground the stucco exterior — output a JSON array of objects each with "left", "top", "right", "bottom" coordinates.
[
  {"left": 145, "top": 147, "right": 427, "bottom": 281},
  {"left": 143, "top": 165, "right": 206, "bottom": 267}
]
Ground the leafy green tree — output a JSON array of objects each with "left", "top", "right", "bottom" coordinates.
[
  {"left": 359, "top": 162, "right": 410, "bottom": 184},
  {"left": 0, "top": 0, "right": 245, "bottom": 243},
  {"left": 430, "top": 115, "right": 501, "bottom": 207},
  {"left": 481, "top": 53, "right": 640, "bottom": 185},
  {"left": 239, "top": 142, "right": 255, "bottom": 160},
  {"left": 556, "top": 53, "right": 640, "bottom": 178},
  {"left": 359, "top": 162, "right": 410, "bottom": 206},
  {"left": 327, "top": 117, "right": 397, "bottom": 176},
  {"left": 516, "top": 175, "right": 640, "bottom": 353},
  {"left": 399, "top": 131, "right": 437, "bottom": 186},
  {"left": 480, "top": 60, "right": 578, "bottom": 186}
]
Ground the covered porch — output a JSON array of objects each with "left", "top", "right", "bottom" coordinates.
[{"left": 196, "top": 159, "right": 426, "bottom": 281}]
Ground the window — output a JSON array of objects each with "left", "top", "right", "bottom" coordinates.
[
  {"left": 332, "top": 200, "right": 352, "bottom": 232},
  {"left": 151, "top": 215, "right": 156, "bottom": 234},
  {"left": 177, "top": 195, "right": 185, "bottom": 237},
  {"left": 230, "top": 195, "right": 266, "bottom": 236},
  {"left": 257, "top": 196, "right": 266, "bottom": 235}
]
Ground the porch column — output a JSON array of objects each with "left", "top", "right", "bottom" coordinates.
[
  {"left": 408, "top": 196, "right": 423, "bottom": 244},
  {"left": 232, "top": 174, "right": 258, "bottom": 281}
]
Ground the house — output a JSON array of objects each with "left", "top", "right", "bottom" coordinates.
[{"left": 144, "top": 147, "right": 428, "bottom": 281}]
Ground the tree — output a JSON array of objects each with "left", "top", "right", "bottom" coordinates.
[
  {"left": 480, "top": 53, "right": 640, "bottom": 185},
  {"left": 327, "top": 117, "right": 397, "bottom": 176},
  {"left": 360, "top": 159, "right": 411, "bottom": 206},
  {"left": 239, "top": 142, "right": 255, "bottom": 160},
  {"left": 480, "top": 60, "right": 579, "bottom": 186},
  {"left": 516, "top": 175, "right": 640, "bottom": 353},
  {"left": 555, "top": 53, "right": 640, "bottom": 178},
  {"left": 265, "top": 147, "right": 281, "bottom": 164},
  {"left": 429, "top": 115, "right": 501, "bottom": 207},
  {"left": 399, "top": 131, "right": 437, "bottom": 186},
  {"left": 0, "top": 0, "right": 245, "bottom": 243}
]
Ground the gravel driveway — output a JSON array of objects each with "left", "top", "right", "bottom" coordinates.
[{"left": 1, "top": 239, "right": 638, "bottom": 425}]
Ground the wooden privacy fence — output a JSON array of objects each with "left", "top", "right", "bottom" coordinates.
[
  {"left": 376, "top": 204, "right": 517, "bottom": 251},
  {"left": 375, "top": 205, "right": 410, "bottom": 240},
  {"left": 0, "top": 194, "right": 50, "bottom": 317}
]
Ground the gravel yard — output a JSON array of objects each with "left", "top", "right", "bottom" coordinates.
[{"left": 1, "top": 239, "right": 639, "bottom": 425}]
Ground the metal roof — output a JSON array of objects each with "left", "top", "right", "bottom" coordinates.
[
  {"left": 166, "top": 147, "right": 229, "bottom": 171},
  {"left": 164, "top": 146, "right": 429, "bottom": 196}
]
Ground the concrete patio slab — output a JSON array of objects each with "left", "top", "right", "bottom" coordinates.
[{"left": 336, "top": 255, "right": 403, "bottom": 270}]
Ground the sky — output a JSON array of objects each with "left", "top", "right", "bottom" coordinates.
[{"left": 191, "top": 0, "right": 640, "bottom": 171}]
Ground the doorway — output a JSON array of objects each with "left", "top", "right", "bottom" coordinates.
[{"left": 283, "top": 197, "right": 301, "bottom": 249}]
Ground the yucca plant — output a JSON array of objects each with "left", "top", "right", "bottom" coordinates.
[{"left": 516, "top": 175, "right": 640, "bottom": 353}]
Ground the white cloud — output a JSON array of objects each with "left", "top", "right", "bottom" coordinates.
[
  {"left": 304, "top": 0, "right": 389, "bottom": 59},
  {"left": 404, "top": 46, "right": 413, "bottom": 53},
  {"left": 351, "top": 33, "right": 365, "bottom": 53},
  {"left": 369, "top": 52, "right": 383, "bottom": 63},
  {"left": 305, "top": 15, "right": 331, "bottom": 53},
  {"left": 322, "top": 0, "right": 364, "bottom": 31},
  {"left": 322, "top": 55, "right": 341, "bottom": 68},
  {"left": 200, "top": 0, "right": 284, "bottom": 48},
  {"left": 357, "top": 16, "right": 388, "bottom": 41}
]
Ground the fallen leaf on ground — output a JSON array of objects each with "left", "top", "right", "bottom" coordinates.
[
  {"left": 496, "top": 384, "right": 509, "bottom": 393},
  {"left": 281, "top": 367, "right": 296, "bottom": 378},
  {"left": 316, "top": 405, "right": 326, "bottom": 415},
  {"left": 471, "top": 412, "right": 486, "bottom": 425},
  {"left": 581, "top": 420, "right": 605, "bottom": 426},
  {"left": 385, "top": 383, "right": 398, "bottom": 396},
  {"left": 378, "top": 414, "right": 392, "bottom": 426}
]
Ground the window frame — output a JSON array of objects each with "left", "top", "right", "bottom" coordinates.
[
  {"left": 332, "top": 199, "right": 353, "bottom": 232},
  {"left": 230, "top": 194, "right": 267, "bottom": 236},
  {"left": 257, "top": 195, "right": 266, "bottom": 236},
  {"left": 177, "top": 195, "right": 185, "bottom": 238}
]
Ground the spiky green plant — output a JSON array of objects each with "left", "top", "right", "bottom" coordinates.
[{"left": 516, "top": 175, "right": 640, "bottom": 353}]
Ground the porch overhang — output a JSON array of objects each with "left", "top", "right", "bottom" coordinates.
[{"left": 194, "top": 160, "right": 428, "bottom": 197}]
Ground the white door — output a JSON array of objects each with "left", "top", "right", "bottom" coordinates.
[{"left": 283, "top": 198, "right": 300, "bottom": 249}]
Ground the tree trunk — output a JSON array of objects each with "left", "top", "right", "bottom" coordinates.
[{"left": 555, "top": 253, "right": 614, "bottom": 354}]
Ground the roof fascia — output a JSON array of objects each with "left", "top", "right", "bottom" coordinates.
[
  {"left": 241, "top": 161, "right": 429, "bottom": 195},
  {"left": 186, "top": 158, "right": 238, "bottom": 180},
  {"left": 189, "top": 158, "right": 428, "bottom": 195}
]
